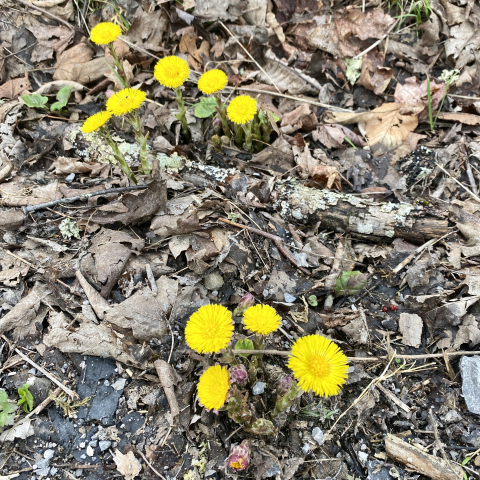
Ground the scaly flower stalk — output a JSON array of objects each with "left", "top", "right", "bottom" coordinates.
[
  {"left": 126, "top": 111, "right": 150, "bottom": 175},
  {"left": 100, "top": 127, "right": 137, "bottom": 184},
  {"left": 175, "top": 87, "right": 190, "bottom": 143},
  {"left": 243, "top": 122, "right": 253, "bottom": 153},
  {"left": 214, "top": 93, "right": 231, "bottom": 139},
  {"left": 271, "top": 375, "right": 301, "bottom": 418},
  {"left": 234, "top": 124, "right": 244, "bottom": 149},
  {"left": 107, "top": 44, "right": 128, "bottom": 89}
]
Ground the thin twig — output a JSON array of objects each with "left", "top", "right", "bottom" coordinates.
[
  {"left": 274, "top": 239, "right": 311, "bottom": 275},
  {"left": 232, "top": 348, "right": 480, "bottom": 361},
  {"left": 16, "top": 0, "right": 74, "bottom": 29},
  {"left": 136, "top": 450, "right": 167, "bottom": 480},
  {"left": 223, "top": 86, "right": 351, "bottom": 112},
  {"left": 219, "top": 21, "right": 281, "bottom": 93},
  {"left": 21, "top": 185, "right": 147, "bottom": 214},
  {"left": 218, "top": 218, "right": 284, "bottom": 242},
  {"left": 15, "top": 349, "right": 78, "bottom": 399},
  {"left": 435, "top": 162, "right": 480, "bottom": 204},
  {"left": 119, "top": 36, "right": 161, "bottom": 60}
]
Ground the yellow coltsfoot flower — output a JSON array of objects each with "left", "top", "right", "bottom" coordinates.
[
  {"left": 106, "top": 88, "right": 146, "bottom": 116},
  {"left": 288, "top": 334, "right": 348, "bottom": 397},
  {"left": 90, "top": 22, "right": 122, "bottom": 45},
  {"left": 81, "top": 111, "right": 112, "bottom": 134},
  {"left": 198, "top": 365, "right": 230, "bottom": 410},
  {"left": 227, "top": 95, "right": 257, "bottom": 124},
  {"left": 243, "top": 304, "right": 281, "bottom": 335},
  {"left": 185, "top": 304, "right": 234, "bottom": 354},
  {"left": 198, "top": 69, "right": 228, "bottom": 95},
  {"left": 154, "top": 56, "right": 190, "bottom": 89}
]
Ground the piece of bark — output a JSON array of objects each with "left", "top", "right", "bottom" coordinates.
[
  {"left": 154, "top": 360, "right": 180, "bottom": 418},
  {"left": 399, "top": 313, "right": 423, "bottom": 347},
  {"left": 279, "top": 184, "right": 448, "bottom": 244},
  {"left": 0, "top": 209, "right": 24, "bottom": 231},
  {"left": 385, "top": 433, "right": 464, "bottom": 480}
]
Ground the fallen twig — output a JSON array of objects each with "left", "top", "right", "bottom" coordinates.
[
  {"left": 15, "top": 348, "right": 78, "bottom": 399},
  {"left": 233, "top": 348, "right": 480, "bottom": 361},
  {"left": 218, "top": 218, "right": 310, "bottom": 275},
  {"left": 136, "top": 450, "right": 167, "bottom": 480},
  {"left": 435, "top": 162, "right": 480, "bottom": 204},
  {"left": 21, "top": 185, "right": 147, "bottom": 214},
  {"left": 16, "top": 0, "right": 74, "bottom": 29}
]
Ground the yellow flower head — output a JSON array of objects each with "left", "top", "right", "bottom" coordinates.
[
  {"left": 154, "top": 56, "right": 190, "bottom": 89},
  {"left": 106, "top": 88, "right": 146, "bottom": 116},
  {"left": 198, "top": 365, "right": 230, "bottom": 410},
  {"left": 185, "top": 304, "right": 234, "bottom": 354},
  {"left": 288, "top": 335, "right": 348, "bottom": 397},
  {"left": 82, "top": 111, "right": 112, "bottom": 134},
  {"left": 243, "top": 304, "right": 281, "bottom": 335},
  {"left": 90, "top": 22, "right": 121, "bottom": 45},
  {"left": 227, "top": 95, "right": 257, "bottom": 124},
  {"left": 198, "top": 69, "right": 228, "bottom": 95}
]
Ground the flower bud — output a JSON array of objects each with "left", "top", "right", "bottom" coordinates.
[
  {"left": 105, "top": 89, "right": 115, "bottom": 99},
  {"left": 233, "top": 293, "right": 255, "bottom": 316},
  {"left": 245, "top": 418, "right": 276, "bottom": 436},
  {"left": 229, "top": 364, "right": 248, "bottom": 386},
  {"left": 213, "top": 117, "right": 222, "bottom": 130},
  {"left": 277, "top": 374, "right": 295, "bottom": 396},
  {"left": 334, "top": 271, "right": 368, "bottom": 297},
  {"left": 227, "top": 440, "right": 251, "bottom": 471}
]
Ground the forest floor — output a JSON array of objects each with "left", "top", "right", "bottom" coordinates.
[{"left": 1, "top": 0, "right": 480, "bottom": 479}]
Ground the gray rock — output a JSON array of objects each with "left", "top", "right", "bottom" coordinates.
[
  {"left": 460, "top": 356, "right": 480, "bottom": 414},
  {"left": 462, "top": 431, "right": 480, "bottom": 447},
  {"left": 302, "top": 443, "right": 310, "bottom": 454},
  {"left": 262, "top": 463, "right": 281, "bottom": 477},
  {"left": 441, "top": 409, "right": 463, "bottom": 424},
  {"left": 312, "top": 427, "right": 324, "bottom": 446},
  {"left": 252, "top": 382, "right": 266, "bottom": 395},
  {"left": 284, "top": 293, "right": 297, "bottom": 303},
  {"left": 204, "top": 272, "right": 224, "bottom": 291},
  {"left": 99, "top": 440, "right": 111, "bottom": 451},
  {"left": 367, "top": 460, "right": 393, "bottom": 480}
]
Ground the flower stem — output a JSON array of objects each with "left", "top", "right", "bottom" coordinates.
[
  {"left": 252, "top": 117, "right": 262, "bottom": 152},
  {"left": 214, "top": 92, "right": 231, "bottom": 139},
  {"left": 100, "top": 127, "right": 137, "bottom": 184},
  {"left": 127, "top": 111, "right": 150, "bottom": 175},
  {"left": 242, "top": 122, "right": 253, "bottom": 153},
  {"left": 174, "top": 87, "right": 190, "bottom": 142},
  {"left": 107, "top": 44, "right": 128, "bottom": 89},
  {"left": 234, "top": 124, "right": 244, "bottom": 149}
]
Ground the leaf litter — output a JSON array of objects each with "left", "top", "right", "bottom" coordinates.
[{"left": 0, "top": 0, "right": 480, "bottom": 479}]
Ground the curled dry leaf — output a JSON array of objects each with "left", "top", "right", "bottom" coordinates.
[
  {"left": 112, "top": 450, "right": 142, "bottom": 480},
  {"left": 127, "top": 7, "right": 168, "bottom": 52},
  {"left": 357, "top": 49, "right": 393, "bottom": 95},
  {"left": 312, "top": 124, "right": 366, "bottom": 149},
  {"left": 25, "top": 25, "right": 74, "bottom": 62},
  {"left": 280, "top": 104, "right": 317, "bottom": 133},
  {"left": 50, "top": 157, "right": 107, "bottom": 176},
  {"left": 436, "top": 112, "right": 480, "bottom": 125},
  {"left": 326, "top": 103, "right": 418, "bottom": 156}
]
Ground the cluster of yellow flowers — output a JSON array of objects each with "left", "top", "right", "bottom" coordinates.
[{"left": 185, "top": 303, "right": 348, "bottom": 410}]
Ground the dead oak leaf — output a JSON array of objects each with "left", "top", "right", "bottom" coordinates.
[
  {"left": 26, "top": 25, "right": 74, "bottom": 62},
  {"left": 0, "top": 73, "right": 31, "bottom": 100},
  {"left": 326, "top": 103, "right": 418, "bottom": 156},
  {"left": 437, "top": 112, "right": 480, "bottom": 125}
]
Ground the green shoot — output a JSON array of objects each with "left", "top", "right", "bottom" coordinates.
[
  {"left": 427, "top": 77, "right": 433, "bottom": 131},
  {"left": 0, "top": 389, "right": 17, "bottom": 430},
  {"left": 344, "top": 137, "right": 357, "bottom": 150},
  {"left": 51, "top": 85, "right": 72, "bottom": 114},
  {"left": 17, "top": 384, "right": 34, "bottom": 413},
  {"left": 429, "top": 69, "right": 460, "bottom": 131}
]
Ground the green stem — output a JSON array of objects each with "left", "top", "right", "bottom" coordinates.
[
  {"left": 214, "top": 92, "right": 231, "bottom": 139},
  {"left": 107, "top": 44, "right": 128, "bottom": 88},
  {"left": 252, "top": 118, "right": 263, "bottom": 152},
  {"left": 261, "top": 116, "right": 272, "bottom": 144},
  {"left": 100, "top": 127, "right": 137, "bottom": 184},
  {"left": 127, "top": 111, "right": 150, "bottom": 175},
  {"left": 174, "top": 87, "right": 190, "bottom": 142},
  {"left": 242, "top": 122, "right": 253, "bottom": 153}
]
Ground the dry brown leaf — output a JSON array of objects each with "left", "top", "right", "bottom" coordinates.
[
  {"left": 179, "top": 29, "right": 210, "bottom": 69},
  {"left": 53, "top": 43, "right": 93, "bottom": 82},
  {"left": 394, "top": 76, "right": 445, "bottom": 118},
  {"left": 437, "top": 112, "right": 480, "bottom": 125},
  {"left": 127, "top": 7, "right": 168, "bottom": 52},
  {"left": 308, "top": 7, "right": 394, "bottom": 57},
  {"left": 0, "top": 73, "right": 31, "bottom": 100},
  {"left": 112, "top": 450, "right": 142, "bottom": 480},
  {"left": 44, "top": 311, "right": 152, "bottom": 368},
  {"left": 0, "top": 180, "right": 62, "bottom": 207},
  {"left": 193, "top": 0, "right": 243, "bottom": 21},
  {"left": 312, "top": 124, "right": 366, "bottom": 149},
  {"left": 154, "top": 359, "right": 181, "bottom": 418},
  {"left": 26, "top": 25, "right": 74, "bottom": 62},
  {"left": 49, "top": 157, "right": 107, "bottom": 176},
  {"left": 327, "top": 103, "right": 418, "bottom": 155},
  {"left": 357, "top": 49, "right": 393, "bottom": 95},
  {"left": 280, "top": 104, "right": 317, "bottom": 133}
]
